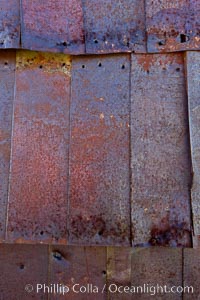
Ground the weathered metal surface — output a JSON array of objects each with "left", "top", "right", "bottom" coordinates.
[
  {"left": 131, "top": 53, "right": 192, "bottom": 247},
  {"left": 0, "top": 244, "right": 48, "bottom": 300},
  {"left": 107, "top": 247, "right": 132, "bottom": 300},
  {"left": 50, "top": 245, "right": 106, "bottom": 299},
  {"left": 21, "top": 0, "right": 85, "bottom": 54},
  {"left": 0, "top": 51, "right": 16, "bottom": 240},
  {"left": 186, "top": 51, "right": 200, "bottom": 235},
  {"left": 69, "top": 55, "right": 131, "bottom": 246},
  {"left": 131, "top": 248, "right": 182, "bottom": 299},
  {"left": 6, "top": 51, "right": 71, "bottom": 243},
  {"left": 83, "top": 0, "right": 146, "bottom": 53},
  {"left": 183, "top": 248, "right": 200, "bottom": 299},
  {"left": 192, "top": 234, "right": 200, "bottom": 248},
  {"left": 146, "top": 0, "right": 200, "bottom": 52},
  {"left": 0, "top": 0, "right": 20, "bottom": 48}
]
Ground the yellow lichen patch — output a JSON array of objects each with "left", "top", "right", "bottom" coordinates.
[{"left": 16, "top": 50, "right": 71, "bottom": 76}]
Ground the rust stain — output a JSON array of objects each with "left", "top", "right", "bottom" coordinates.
[{"left": 146, "top": 0, "right": 200, "bottom": 52}]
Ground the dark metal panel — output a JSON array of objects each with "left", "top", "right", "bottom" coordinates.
[
  {"left": 6, "top": 51, "right": 71, "bottom": 244},
  {"left": 131, "top": 248, "right": 182, "bottom": 299},
  {"left": 49, "top": 245, "right": 106, "bottom": 299},
  {"left": 186, "top": 51, "right": 200, "bottom": 235},
  {"left": 146, "top": 0, "right": 200, "bottom": 52},
  {"left": 0, "top": 0, "right": 20, "bottom": 48},
  {"left": 107, "top": 247, "right": 132, "bottom": 300},
  {"left": 183, "top": 249, "right": 200, "bottom": 299},
  {"left": 0, "top": 244, "right": 48, "bottom": 300},
  {"left": 83, "top": 0, "right": 146, "bottom": 53},
  {"left": 131, "top": 53, "right": 192, "bottom": 247},
  {"left": 21, "top": 0, "right": 85, "bottom": 54},
  {"left": 0, "top": 51, "right": 16, "bottom": 240},
  {"left": 69, "top": 55, "right": 131, "bottom": 246}
]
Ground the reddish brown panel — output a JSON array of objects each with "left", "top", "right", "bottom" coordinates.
[
  {"left": 146, "top": 0, "right": 200, "bottom": 52},
  {"left": 131, "top": 248, "right": 182, "bottom": 299},
  {"left": 21, "top": 0, "right": 85, "bottom": 54},
  {"left": 131, "top": 53, "right": 192, "bottom": 247},
  {"left": 69, "top": 55, "right": 131, "bottom": 246},
  {"left": 0, "top": 0, "right": 20, "bottom": 48},
  {"left": 186, "top": 52, "right": 200, "bottom": 235},
  {"left": 0, "top": 244, "right": 48, "bottom": 300},
  {"left": 83, "top": 0, "right": 146, "bottom": 53},
  {"left": 6, "top": 51, "right": 71, "bottom": 244},
  {"left": 183, "top": 249, "right": 200, "bottom": 299},
  {"left": 0, "top": 51, "right": 16, "bottom": 240},
  {"left": 49, "top": 245, "right": 106, "bottom": 299},
  {"left": 107, "top": 247, "right": 132, "bottom": 300}
]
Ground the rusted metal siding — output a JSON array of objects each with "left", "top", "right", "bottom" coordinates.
[
  {"left": 0, "top": 51, "right": 16, "bottom": 240},
  {"left": 107, "top": 247, "right": 132, "bottom": 300},
  {"left": 0, "top": 1, "right": 199, "bottom": 54},
  {"left": 0, "top": 244, "right": 48, "bottom": 300},
  {"left": 6, "top": 51, "right": 71, "bottom": 244},
  {"left": 0, "top": 0, "right": 20, "bottom": 48},
  {"left": 21, "top": 0, "right": 85, "bottom": 54},
  {"left": 83, "top": 0, "right": 146, "bottom": 53},
  {"left": 146, "top": 0, "right": 200, "bottom": 53},
  {"left": 131, "top": 53, "right": 192, "bottom": 247},
  {"left": 131, "top": 248, "right": 183, "bottom": 300},
  {"left": 1, "top": 244, "right": 197, "bottom": 299},
  {"left": 69, "top": 55, "right": 131, "bottom": 246},
  {"left": 187, "top": 51, "right": 200, "bottom": 236},
  {"left": 50, "top": 246, "right": 107, "bottom": 300},
  {"left": 183, "top": 248, "right": 200, "bottom": 299}
]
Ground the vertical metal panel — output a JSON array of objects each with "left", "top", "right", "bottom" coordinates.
[
  {"left": 187, "top": 51, "right": 200, "bottom": 235},
  {"left": 7, "top": 51, "right": 71, "bottom": 244},
  {"left": 21, "top": 0, "right": 85, "bottom": 54},
  {"left": 0, "top": 244, "right": 48, "bottom": 300},
  {"left": 146, "top": 0, "right": 200, "bottom": 52},
  {"left": 131, "top": 248, "right": 182, "bottom": 299},
  {"left": 49, "top": 245, "right": 106, "bottom": 299},
  {"left": 131, "top": 53, "right": 192, "bottom": 247},
  {"left": 69, "top": 55, "right": 131, "bottom": 246},
  {"left": 107, "top": 247, "right": 132, "bottom": 300},
  {"left": 83, "top": 0, "right": 146, "bottom": 53},
  {"left": 0, "top": 51, "right": 16, "bottom": 240},
  {"left": 0, "top": 0, "right": 20, "bottom": 48},
  {"left": 183, "top": 249, "right": 200, "bottom": 299}
]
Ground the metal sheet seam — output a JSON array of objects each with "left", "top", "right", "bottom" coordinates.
[{"left": 5, "top": 51, "right": 17, "bottom": 241}]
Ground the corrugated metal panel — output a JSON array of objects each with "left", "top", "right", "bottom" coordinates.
[
  {"left": 0, "top": 244, "right": 48, "bottom": 300},
  {"left": 0, "top": 50, "right": 16, "bottom": 240},
  {"left": 21, "top": 0, "right": 85, "bottom": 54},
  {"left": 83, "top": 0, "right": 146, "bottom": 53},
  {"left": 69, "top": 55, "right": 131, "bottom": 246},
  {"left": 50, "top": 245, "right": 106, "bottom": 300},
  {"left": 0, "top": 0, "right": 20, "bottom": 48},
  {"left": 131, "top": 248, "right": 182, "bottom": 299},
  {"left": 187, "top": 51, "right": 200, "bottom": 235},
  {"left": 131, "top": 53, "right": 192, "bottom": 247},
  {"left": 146, "top": 0, "right": 200, "bottom": 52},
  {"left": 6, "top": 51, "right": 71, "bottom": 244}
]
